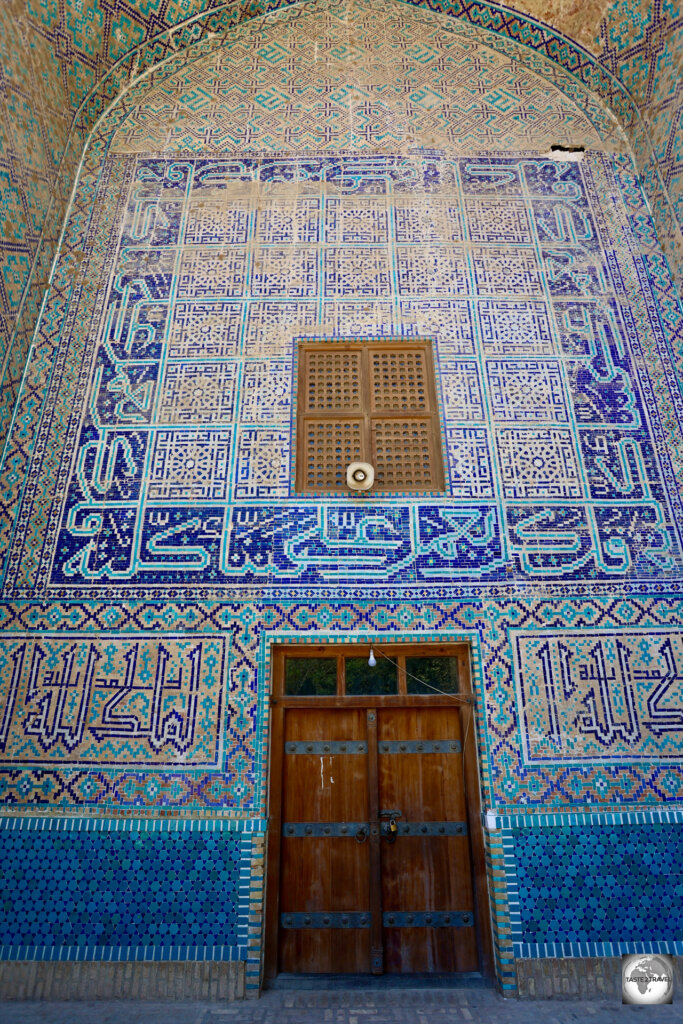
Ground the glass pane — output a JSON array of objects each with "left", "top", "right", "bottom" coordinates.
[
  {"left": 406, "top": 656, "right": 459, "bottom": 695},
  {"left": 345, "top": 656, "right": 397, "bottom": 695},
  {"left": 285, "top": 657, "right": 337, "bottom": 695}
]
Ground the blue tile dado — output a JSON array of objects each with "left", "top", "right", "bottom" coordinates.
[
  {"left": 0, "top": 817, "right": 252, "bottom": 961},
  {"left": 504, "top": 823, "right": 683, "bottom": 958}
]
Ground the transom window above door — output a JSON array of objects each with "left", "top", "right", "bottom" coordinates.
[
  {"left": 295, "top": 339, "right": 445, "bottom": 494},
  {"left": 283, "top": 649, "right": 459, "bottom": 696}
]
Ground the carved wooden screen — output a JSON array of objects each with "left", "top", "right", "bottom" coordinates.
[{"left": 296, "top": 340, "right": 445, "bottom": 493}]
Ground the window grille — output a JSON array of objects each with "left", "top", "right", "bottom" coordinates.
[{"left": 296, "top": 340, "right": 444, "bottom": 493}]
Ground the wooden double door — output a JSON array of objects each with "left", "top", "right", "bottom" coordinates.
[{"left": 266, "top": 645, "right": 491, "bottom": 978}]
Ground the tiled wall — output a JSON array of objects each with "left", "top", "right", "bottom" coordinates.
[
  {"left": 0, "top": 0, "right": 240, "bottom": 446},
  {"left": 0, "top": 0, "right": 682, "bottom": 995},
  {"left": 0, "top": 817, "right": 253, "bottom": 961},
  {"left": 109, "top": 2, "right": 615, "bottom": 156},
  {"left": 0, "top": 0, "right": 79, "bottom": 442},
  {"left": 598, "top": 0, "right": 683, "bottom": 301},
  {"left": 0, "top": 0, "right": 681, "bottom": 455},
  {"left": 1, "top": 605, "right": 683, "bottom": 987},
  {"left": 502, "top": 813, "right": 683, "bottom": 958},
  {"left": 20, "top": 152, "right": 681, "bottom": 597}
]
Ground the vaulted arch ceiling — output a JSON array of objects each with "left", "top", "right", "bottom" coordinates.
[{"left": 107, "top": 0, "right": 620, "bottom": 157}]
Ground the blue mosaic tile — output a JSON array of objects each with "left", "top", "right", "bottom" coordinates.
[
  {"left": 2, "top": 0, "right": 680, "bottom": 470},
  {"left": 504, "top": 823, "right": 683, "bottom": 958},
  {"left": 0, "top": 818, "right": 252, "bottom": 961},
  {"left": 0, "top": 0, "right": 680, "bottom": 986},
  {"left": 5, "top": 154, "right": 683, "bottom": 601}
]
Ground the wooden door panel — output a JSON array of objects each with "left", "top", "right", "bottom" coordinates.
[
  {"left": 282, "top": 751, "right": 369, "bottom": 823},
  {"left": 377, "top": 707, "right": 478, "bottom": 974},
  {"left": 378, "top": 758, "right": 467, "bottom": 821},
  {"left": 383, "top": 926, "right": 478, "bottom": 973},
  {"left": 377, "top": 706, "right": 461, "bottom": 740},
  {"left": 276, "top": 701, "right": 483, "bottom": 976},
  {"left": 282, "top": 708, "right": 369, "bottom": 838},
  {"left": 279, "top": 925, "right": 370, "bottom": 974},
  {"left": 381, "top": 838, "right": 473, "bottom": 909},
  {"left": 284, "top": 708, "right": 368, "bottom": 743},
  {"left": 279, "top": 708, "right": 371, "bottom": 973},
  {"left": 377, "top": 708, "right": 466, "bottom": 818},
  {"left": 280, "top": 839, "right": 371, "bottom": 911}
]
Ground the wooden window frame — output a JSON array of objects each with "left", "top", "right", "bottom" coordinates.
[
  {"left": 264, "top": 642, "right": 494, "bottom": 982},
  {"left": 273, "top": 642, "right": 465, "bottom": 702},
  {"left": 295, "top": 338, "right": 446, "bottom": 494}
]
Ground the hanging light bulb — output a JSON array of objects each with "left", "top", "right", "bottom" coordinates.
[{"left": 368, "top": 648, "right": 376, "bottom": 667}]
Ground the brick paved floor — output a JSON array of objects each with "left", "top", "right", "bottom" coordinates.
[{"left": 2, "top": 987, "right": 683, "bottom": 1024}]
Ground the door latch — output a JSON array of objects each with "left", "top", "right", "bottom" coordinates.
[{"left": 379, "top": 809, "right": 401, "bottom": 843}]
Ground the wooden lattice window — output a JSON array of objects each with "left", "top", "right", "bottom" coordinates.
[{"left": 296, "top": 340, "right": 445, "bottom": 493}]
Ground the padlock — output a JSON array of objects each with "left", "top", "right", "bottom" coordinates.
[{"left": 389, "top": 817, "right": 397, "bottom": 834}]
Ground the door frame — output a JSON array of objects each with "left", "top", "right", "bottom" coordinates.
[{"left": 263, "top": 641, "right": 494, "bottom": 981}]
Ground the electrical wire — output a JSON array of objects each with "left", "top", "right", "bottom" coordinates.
[
  {"left": 374, "top": 648, "right": 472, "bottom": 704},
  {"left": 373, "top": 649, "right": 474, "bottom": 779}
]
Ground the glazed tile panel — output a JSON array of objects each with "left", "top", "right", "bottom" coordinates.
[
  {"left": 7, "top": 153, "right": 683, "bottom": 600},
  {"left": 0, "top": 0, "right": 679, "bottom": 984},
  {"left": 1, "top": 609, "right": 682, "bottom": 973},
  {"left": 2, "top": 0, "right": 680, "bottom": 465},
  {"left": 0, "top": 599, "right": 681, "bottom": 814},
  {"left": 109, "top": 0, "right": 613, "bottom": 156},
  {"left": 598, "top": 0, "right": 683, "bottom": 289},
  {"left": 0, "top": 817, "right": 251, "bottom": 962},
  {"left": 512, "top": 628, "right": 683, "bottom": 764},
  {"left": 0, "top": 0, "right": 614, "bottom": 389},
  {"left": 0, "top": 634, "right": 226, "bottom": 767},
  {"left": 504, "top": 820, "right": 683, "bottom": 957}
]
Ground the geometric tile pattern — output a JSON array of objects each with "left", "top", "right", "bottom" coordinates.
[
  {"left": 110, "top": 1, "right": 611, "bottom": 157},
  {"left": 7, "top": 152, "right": 682, "bottom": 599},
  {"left": 1, "top": 0, "right": 680, "bottom": 461},
  {"left": 597, "top": 0, "right": 683, "bottom": 291},
  {"left": 0, "top": 0, "right": 680, "bottom": 985},
  {"left": 1, "top": 598, "right": 682, "bottom": 975},
  {"left": 0, "top": 817, "right": 252, "bottom": 962},
  {"left": 504, "top": 821, "right": 683, "bottom": 958},
  {"left": 0, "top": 597, "right": 681, "bottom": 815},
  {"left": 0, "top": 0, "right": 647, "bottom": 447}
]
